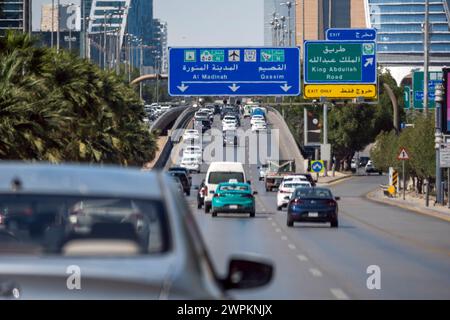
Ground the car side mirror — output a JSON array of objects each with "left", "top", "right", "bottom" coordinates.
[
  {"left": 335, "top": 196, "right": 341, "bottom": 201},
  {"left": 253, "top": 191, "right": 258, "bottom": 195},
  {"left": 221, "top": 257, "right": 273, "bottom": 290}
]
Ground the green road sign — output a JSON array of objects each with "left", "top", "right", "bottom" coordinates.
[
  {"left": 260, "top": 49, "right": 285, "bottom": 62},
  {"left": 304, "top": 41, "right": 377, "bottom": 84},
  {"left": 412, "top": 71, "right": 443, "bottom": 109},
  {"left": 404, "top": 86, "right": 411, "bottom": 109},
  {"left": 200, "top": 50, "right": 224, "bottom": 62}
]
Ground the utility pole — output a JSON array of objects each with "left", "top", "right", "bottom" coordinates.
[
  {"left": 435, "top": 84, "right": 444, "bottom": 204},
  {"left": 328, "top": 0, "right": 332, "bottom": 29},
  {"left": 51, "top": 0, "right": 54, "bottom": 48},
  {"left": 140, "top": 41, "right": 144, "bottom": 101},
  {"left": 103, "top": 13, "right": 107, "bottom": 70},
  {"left": 56, "top": 0, "right": 60, "bottom": 53},
  {"left": 424, "top": 0, "right": 430, "bottom": 114}
]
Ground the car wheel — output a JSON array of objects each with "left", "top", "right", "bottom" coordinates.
[
  {"left": 287, "top": 218, "right": 294, "bottom": 227},
  {"left": 330, "top": 219, "right": 339, "bottom": 228},
  {"left": 250, "top": 210, "right": 255, "bottom": 218},
  {"left": 205, "top": 204, "right": 211, "bottom": 213},
  {"left": 378, "top": 171, "right": 382, "bottom": 175},
  {"left": 212, "top": 211, "right": 217, "bottom": 217},
  {"left": 197, "top": 203, "right": 202, "bottom": 209},
  {"left": 277, "top": 206, "right": 282, "bottom": 211},
  {"left": 186, "top": 190, "right": 191, "bottom": 196}
]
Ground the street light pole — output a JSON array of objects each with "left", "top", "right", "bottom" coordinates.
[
  {"left": 280, "top": 2, "right": 293, "bottom": 46},
  {"left": 424, "top": 0, "right": 430, "bottom": 114},
  {"left": 435, "top": 84, "right": 444, "bottom": 204}
]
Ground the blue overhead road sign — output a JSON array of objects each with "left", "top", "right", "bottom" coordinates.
[
  {"left": 326, "top": 28, "right": 377, "bottom": 41},
  {"left": 168, "top": 47, "right": 301, "bottom": 96}
]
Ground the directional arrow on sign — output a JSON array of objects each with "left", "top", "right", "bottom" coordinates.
[
  {"left": 364, "top": 57, "right": 374, "bottom": 67},
  {"left": 228, "top": 83, "right": 240, "bottom": 92},
  {"left": 177, "top": 83, "right": 189, "bottom": 92},
  {"left": 280, "top": 83, "right": 292, "bottom": 92}
]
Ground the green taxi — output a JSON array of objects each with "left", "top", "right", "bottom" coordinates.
[{"left": 211, "top": 182, "right": 257, "bottom": 217}]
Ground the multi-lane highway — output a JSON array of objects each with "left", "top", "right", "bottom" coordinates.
[{"left": 170, "top": 110, "right": 450, "bottom": 299}]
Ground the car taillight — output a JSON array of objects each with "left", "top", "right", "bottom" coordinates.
[
  {"left": 291, "top": 198, "right": 303, "bottom": 205},
  {"left": 327, "top": 200, "right": 337, "bottom": 207},
  {"left": 204, "top": 186, "right": 208, "bottom": 195},
  {"left": 279, "top": 189, "right": 287, "bottom": 193},
  {"left": 0, "top": 214, "right": 4, "bottom": 224},
  {"left": 213, "top": 193, "right": 220, "bottom": 198}
]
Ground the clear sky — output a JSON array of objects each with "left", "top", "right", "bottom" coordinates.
[{"left": 32, "top": 0, "right": 265, "bottom": 46}]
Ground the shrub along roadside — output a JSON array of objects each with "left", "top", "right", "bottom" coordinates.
[{"left": 0, "top": 31, "right": 157, "bottom": 166}]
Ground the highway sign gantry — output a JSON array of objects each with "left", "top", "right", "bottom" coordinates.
[
  {"left": 168, "top": 47, "right": 301, "bottom": 96},
  {"left": 303, "top": 41, "right": 377, "bottom": 99}
]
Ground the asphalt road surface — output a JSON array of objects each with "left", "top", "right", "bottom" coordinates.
[{"left": 173, "top": 112, "right": 450, "bottom": 299}]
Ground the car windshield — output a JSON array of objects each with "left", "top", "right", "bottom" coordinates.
[
  {"left": 0, "top": 195, "right": 168, "bottom": 255},
  {"left": 208, "top": 172, "right": 244, "bottom": 184},
  {"left": 219, "top": 185, "right": 249, "bottom": 191},
  {"left": 294, "top": 188, "right": 333, "bottom": 199}
]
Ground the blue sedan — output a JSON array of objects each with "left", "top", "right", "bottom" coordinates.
[{"left": 287, "top": 187, "right": 340, "bottom": 228}]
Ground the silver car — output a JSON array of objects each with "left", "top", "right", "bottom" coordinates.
[{"left": 0, "top": 163, "right": 273, "bottom": 299}]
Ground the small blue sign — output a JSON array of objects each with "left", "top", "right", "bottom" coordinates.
[
  {"left": 168, "top": 47, "right": 301, "bottom": 96},
  {"left": 326, "top": 28, "right": 377, "bottom": 41},
  {"left": 311, "top": 161, "right": 324, "bottom": 173}
]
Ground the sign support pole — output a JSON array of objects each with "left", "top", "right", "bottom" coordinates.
[
  {"left": 447, "top": 168, "right": 450, "bottom": 208},
  {"left": 402, "top": 160, "right": 406, "bottom": 200}
]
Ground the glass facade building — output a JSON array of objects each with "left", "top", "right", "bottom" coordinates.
[
  {"left": 82, "top": 0, "right": 163, "bottom": 69},
  {"left": 0, "top": 0, "right": 31, "bottom": 34},
  {"left": 368, "top": 0, "right": 450, "bottom": 65}
]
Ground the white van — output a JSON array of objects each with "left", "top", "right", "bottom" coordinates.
[{"left": 203, "top": 162, "right": 247, "bottom": 213}]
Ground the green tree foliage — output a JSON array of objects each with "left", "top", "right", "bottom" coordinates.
[
  {"left": 371, "top": 114, "right": 435, "bottom": 192},
  {"left": 0, "top": 31, "right": 157, "bottom": 165}
]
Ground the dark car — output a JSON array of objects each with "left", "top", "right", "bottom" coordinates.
[
  {"left": 168, "top": 167, "right": 192, "bottom": 183},
  {"left": 223, "top": 130, "right": 238, "bottom": 146},
  {"left": 194, "top": 112, "right": 210, "bottom": 122},
  {"left": 197, "top": 180, "right": 206, "bottom": 209},
  {"left": 287, "top": 187, "right": 340, "bottom": 228},
  {"left": 221, "top": 107, "right": 237, "bottom": 119},
  {"left": 198, "top": 120, "right": 211, "bottom": 133},
  {"left": 168, "top": 170, "right": 191, "bottom": 196},
  {"left": 0, "top": 163, "right": 273, "bottom": 299}
]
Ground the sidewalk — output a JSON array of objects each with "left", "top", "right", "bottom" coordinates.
[{"left": 366, "top": 189, "right": 450, "bottom": 222}]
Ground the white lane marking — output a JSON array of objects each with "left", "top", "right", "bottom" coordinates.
[
  {"left": 275, "top": 228, "right": 281, "bottom": 233},
  {"left": 309, "top": 268, "right": 323, "bottom": 277},
  {"left": 288, "top": 243, "right": 296, "bottom": 250},
  {"left": 330, "top": 288, "right": 349, "bottom": 300},
  {"left": 271, "top": 222, "right": 276, "bottom": 227},
  {"left": 281, "top": 235, "right": 288, "bottom": 241},
  {"left": 268, "top": 217, "right": 272, "bottom": 221},
  {"left": 297, "top": 254, "right": 308, "bottom": 262}
]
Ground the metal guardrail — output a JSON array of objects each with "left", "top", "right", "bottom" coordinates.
[{"left": 150, "top": 105, "right": 189, "bottom": 133}]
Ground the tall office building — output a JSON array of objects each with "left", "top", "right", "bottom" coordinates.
[
  {"left": 368, "top": 0, "right": 450, "bottom": 65},
  {"left": 264, "top": 0, "right": 297, "bottom": 46},
  {"left": 82, "top": 0, "right": 162, "bottom": 69},
  {"left": 152, "top": 19, "right": 168, "bottom": 73},
  {"left": 0, "top": 0, "right": 31, "bottom": 34},
  {"left": 294, "top": 0, "right": 366, "bottom": 52}
]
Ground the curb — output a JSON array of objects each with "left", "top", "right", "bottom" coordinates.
[
  {"left": 365, "top": 190, "right": 450, "bottom": 223},
  {"left": 317, "top": 175, "right": 353, "bottom": 186}
]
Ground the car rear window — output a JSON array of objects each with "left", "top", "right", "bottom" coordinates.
[
  {"left": 294, "top": 188, "right": 332, "bottom": 199},
  {"left": 219, "top": 185, "right": 249, "bottom": 191},
  {"left": 208, "top": 172, "right": 244, "bottom": 184},
  {"left": 0, "top": 195, "right": 169, "bottom": 256}
]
